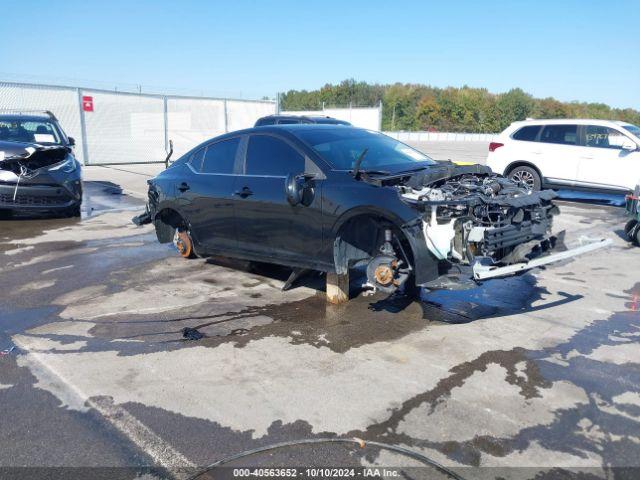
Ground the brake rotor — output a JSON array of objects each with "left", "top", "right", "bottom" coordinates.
[
  {"left": 366, "top": 254, "right": 399, "bottom": 293},
  {"left": 173, "top": 230, "right": 193, "bottom": 258}
]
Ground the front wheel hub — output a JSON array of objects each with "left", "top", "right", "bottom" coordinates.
[
  {"left": 374, "top": 262, "right": 395, "bottom": 286},
  {"left": 366, "top": 254, "right": 406, "bottom": 294}
]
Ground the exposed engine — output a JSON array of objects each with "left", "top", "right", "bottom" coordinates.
[
  {"left": 0, "top": 141, "right": 69, "bottom": 178},
  {"left": 398, "top": 168, "right": 558, "bottom": 266}
]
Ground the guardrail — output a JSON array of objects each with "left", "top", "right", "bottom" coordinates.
[{"left": 384, "top": 131, "right": 498, "bottom": 142}]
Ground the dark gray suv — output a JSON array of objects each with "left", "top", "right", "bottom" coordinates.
[{"left": 0, "top": 111, "right": 82, "bottom": 217}]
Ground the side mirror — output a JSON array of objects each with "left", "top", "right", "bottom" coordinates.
[
  {"left": 68, "top": 137, "right": 76, "bottom": 146},
  {"left": 621, "top": 140, "right": 637, "bottom": 152},
  {"left": 285, "top": 173, "right": 315, "bottom": 206}
]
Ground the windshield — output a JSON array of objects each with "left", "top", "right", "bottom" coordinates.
[
  {"left": 295, "top": 128, "right": 435, "bottom": 170},
  {"left": 622, "top": 124, "right": 640, "bottom": 138},
  {"left": 0, "top": 118, "right": 63, "bottom": 145}
]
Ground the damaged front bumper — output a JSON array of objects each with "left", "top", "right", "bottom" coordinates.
[
  {"left": 0, "top": 179, "right": 82, "bottom": 210},
  {"left": 471, "top": 237, "right": 612, "bottom": 280}
]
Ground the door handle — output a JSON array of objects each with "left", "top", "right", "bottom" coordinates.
[
  {"left": 234, "top": 187, "right": 253, "bottom": 198},
  {"left": 178, "top": 182, "right": 190, "bottom": 192},
  {"left": 580, "top": 156, "right": 594, "bottom": 159}
]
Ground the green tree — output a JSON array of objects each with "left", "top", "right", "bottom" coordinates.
[
  {"left": 281, "top": 80, "right": 640, "bottom": 132},
  {"left": 416, "top": 94, "right": 440, "bottom": 130},
  {"left": 495, "top": 88, "right": 535, "bottom": 129}
]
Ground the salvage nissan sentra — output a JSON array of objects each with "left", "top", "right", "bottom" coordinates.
[{"left": 134, "top": 125, "right": 609, "bottom": 297}]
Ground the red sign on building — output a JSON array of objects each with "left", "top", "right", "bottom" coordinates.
[{"left": 82, "top": 96, "right": 94, "bottom": 112}]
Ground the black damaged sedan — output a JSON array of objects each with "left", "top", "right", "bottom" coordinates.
[
  {"left": 0, "top": 113, "right": 82, "bottom": 218},
  {"left": 136, "top": 125, "right": 607, "bottom": 298}
]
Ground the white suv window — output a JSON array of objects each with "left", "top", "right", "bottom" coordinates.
[
  {"left": 512, "top": 125, "right": 541, "bottom": 141},
  {"left": 585, "top": 125, "right": 629, "bottom": 149},
  {"left": 539, "top": 125, "right": 578, "bottom": 145}
]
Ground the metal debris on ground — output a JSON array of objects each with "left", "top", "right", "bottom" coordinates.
[
  {"left": 0, "top": 345, "right": 16, "bottom": 356},
  {"left": 182, "top": 327, "right": 204, "bottom": 341}
]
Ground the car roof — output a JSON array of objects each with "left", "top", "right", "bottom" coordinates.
[
  {"left": 251, "top": 124, "right": 361, "bottom": 134},
  {"left": 304, "top": 116, "right": 350, "bottom": 124},
  {"left": 510, "top": 118, "right": 634, "bottom": 127},
  {"left": 256, "top": 114, "right": 350, "bottom": 124},
  {"left": 210, "top": 124, "right": 367, "bottom": 146},
  {"left": 0, "top": 113, "right": 56, "bottom": 122}
]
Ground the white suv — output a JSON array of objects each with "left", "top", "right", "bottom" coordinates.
[{"left": 486, "top": 119, "right": 640, "bottom": 192}]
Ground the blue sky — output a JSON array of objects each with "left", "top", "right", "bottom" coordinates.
[{"left": 1, "top": 0, "right": 638, "bottom": 108}]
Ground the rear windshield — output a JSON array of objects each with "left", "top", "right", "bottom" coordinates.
[{"left": 295, "top": 128, "right": 435, "bottom": 170}]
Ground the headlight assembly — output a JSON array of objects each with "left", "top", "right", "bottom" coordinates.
[{"left": 49, "top": 156, "right": 77, "bottom": 173}]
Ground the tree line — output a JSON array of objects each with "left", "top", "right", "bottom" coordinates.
[{"left": 280, "top": 79, "right": 640, "bottom": 133}]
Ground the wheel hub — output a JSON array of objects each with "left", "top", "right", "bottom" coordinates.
[
  {"left": 374, "top": 264, "right": 394, "bottom": 286},
  {"left": 512, "top": 171, "right": 535, "bottom": 189},
  {"left": 173, "top": 230, "right": 192, "bottom": 258}
]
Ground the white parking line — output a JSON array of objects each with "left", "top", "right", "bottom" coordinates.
[{"left": 15, "top": 346, "right": 196, "bottom": 478}]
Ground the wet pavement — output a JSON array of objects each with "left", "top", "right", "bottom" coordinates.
[{"left": 0, "top": 180, "right": 639, "bottom": 480}]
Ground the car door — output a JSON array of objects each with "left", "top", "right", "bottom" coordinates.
[
  {"left": 576, "top": 125, "right": 640, "bottom": 191},
  {"left": 177, "top": 137, "right": 241, "bottom": 252},
  {"left": 534, "top": 124, "right": 581, "bottom": 185},
  {"left": 233, "top": 133, "right": 323, "bottom": 263}
]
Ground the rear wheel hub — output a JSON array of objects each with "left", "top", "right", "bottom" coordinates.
[{"left": 173, "top": 230, "right": 193, "bottom": 258}]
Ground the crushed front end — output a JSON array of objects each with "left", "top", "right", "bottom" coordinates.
[
  {"left": 400, "top": 165, "right": 559, "bottom": 273},
  {"left": 0, "top": 140, "right": 82, "bottom": 213},
  {"left": 364, "top": 164, "right": 610, "bottom": 292}
]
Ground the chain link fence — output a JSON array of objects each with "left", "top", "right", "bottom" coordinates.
[{"left": 0, "top": 81, "right": 275, "bottom": 165}]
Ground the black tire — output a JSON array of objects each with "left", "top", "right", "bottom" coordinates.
[
  {"left": 625, "top": 219, "right": 638, "bottom": 240},
  {"left": 61, "top": 185, "right": 83, "bottom": 218},
  {"left": 0, "top": 209, "right": 13, "bottom": 220},
  {"left": 508, "top": 165, "right": 542, "bottom": 191},
  {"left": 62, "top": 204, "right": 82, "bottom": 218},
  {"left": 632, "top": 223, "right": 640, "bottom": 247}
]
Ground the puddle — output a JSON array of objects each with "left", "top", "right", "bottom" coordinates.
[
  {"left": 24, "top": 265, "right": 572, "bottom": 358},
  {"left": 0, "top": 181, "right": 145, "bottom": 253}
]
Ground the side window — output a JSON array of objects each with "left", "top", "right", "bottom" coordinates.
[
  {"left": 201, "top": 137, "right": 240, "bottom": 174},
  {"left": 246, "top": 135, "right": 304, "bottom": 176},
  {"left": 585, "top": 126, "right": 630, "bottom": 149},
  {"left": 539, "top": 125, "right": 578, "bottom": 145},
  {"left": 189, "top": 148, "right": 205, "bottom": 171},
  {"left": 276, "top": 119, "right": 301, "bottom": 124},
  {"left": 512, "top": 125, "right": 540, "bottom": 142}
]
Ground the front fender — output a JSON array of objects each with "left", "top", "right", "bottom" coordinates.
[
  {"left": 331, "top": 205, "right": 439, "bottom": 285},
  {"left": 400, "top": 219, "right": 439, "bottom": 286},
  {"left": 330, "top": 205, "right": 408, "bottom": 239}
]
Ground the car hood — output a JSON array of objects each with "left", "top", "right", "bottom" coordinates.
[
  {"left": 371, "top": 162, "right": 493, "bottom": 185},
  {"left": 0, "top": 140, "right": 70, "bottom": 177},
  {"left": 363, "top": 162, "right": 557, "bottom": 209}
]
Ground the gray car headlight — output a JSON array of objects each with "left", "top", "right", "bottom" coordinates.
[{"left": 49, "top": 155, "right": 77, "bottom": 173}]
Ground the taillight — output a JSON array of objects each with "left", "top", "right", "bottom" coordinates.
[{"left": 489, "top": 142, "right": 504, "bottom": 152}]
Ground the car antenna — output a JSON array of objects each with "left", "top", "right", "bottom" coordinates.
[{"left": 351, "top": 148, "right": 368, "bottom": 179}]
